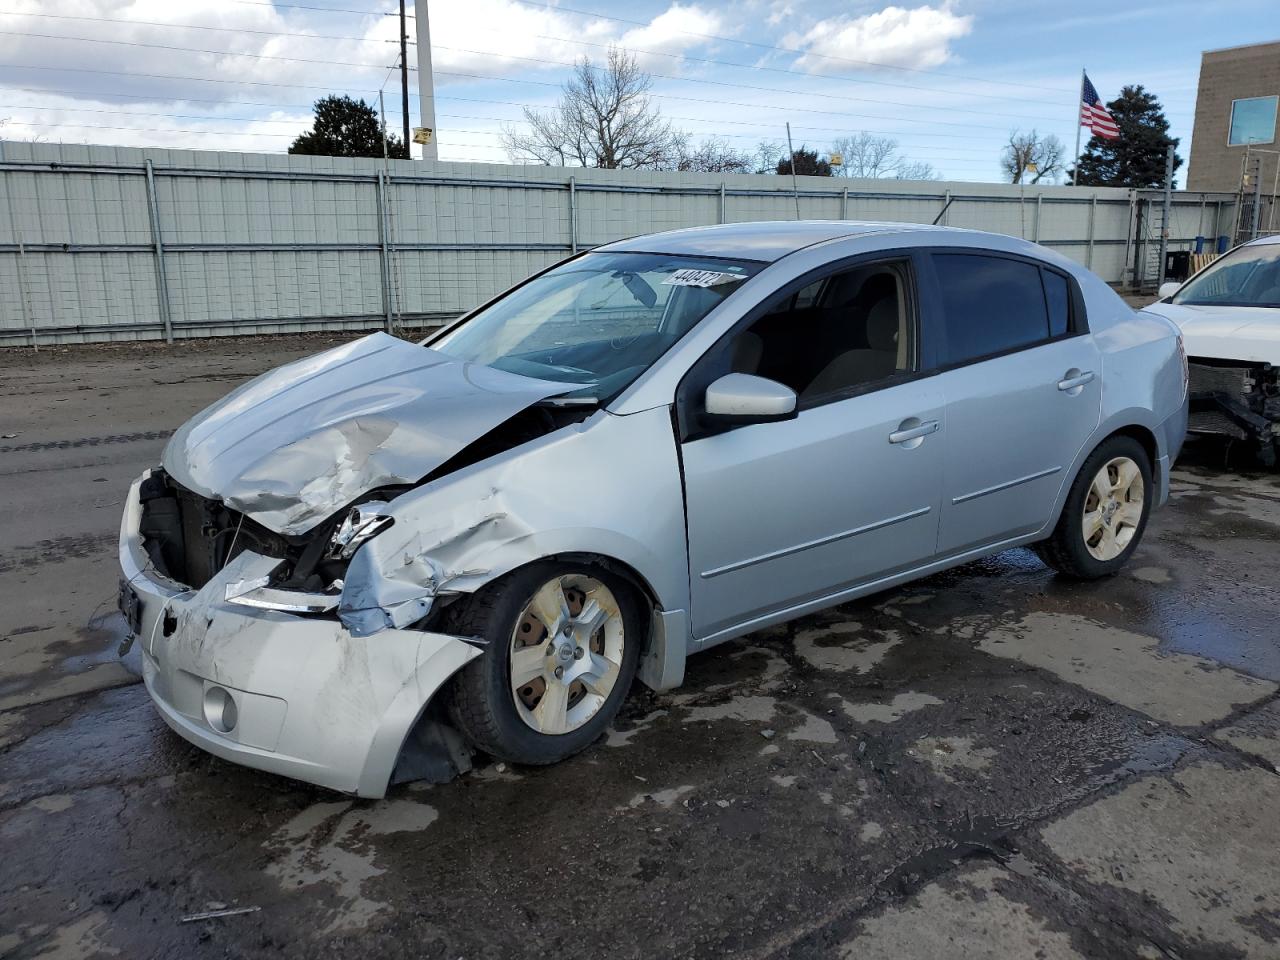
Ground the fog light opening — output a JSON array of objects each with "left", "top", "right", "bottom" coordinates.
[{"left": 203, "top": 686, "right": 238, "bottom": 734}]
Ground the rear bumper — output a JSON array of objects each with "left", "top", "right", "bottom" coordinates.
[{"left": 120, "top": 473, "right": 481, "bottom": 797}]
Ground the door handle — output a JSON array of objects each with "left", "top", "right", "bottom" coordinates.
[
  {"left": 1057, "top": 370, "right": 1095, "bottom": 392},
  {"left": 888, "top": 419, "right": 940, "bottom": 445}
]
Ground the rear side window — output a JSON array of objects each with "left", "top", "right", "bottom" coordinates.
[
  {"left": 1043, "top": 270, "right": 1071, "bottom": 337},
  {"left": 934, "top": 254, "right": 1049, "bottom": 365}
]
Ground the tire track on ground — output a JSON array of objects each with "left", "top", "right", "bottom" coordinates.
[{"left": 0, "top": 431, "right": 173, "bottom": 455}]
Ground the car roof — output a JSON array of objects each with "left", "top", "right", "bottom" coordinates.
[
  {"left": 598, "top": 220, "right": 950, "bottom": 262},
  {"left": 1245, "top": 233, "right": 1280, "bottom": 247}
]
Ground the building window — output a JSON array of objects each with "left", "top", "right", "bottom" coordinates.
[{"left": 1228, "top": 96, "right": 1278, "bottom": 146}]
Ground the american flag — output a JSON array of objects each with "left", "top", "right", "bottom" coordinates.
[{"left": 1080, "top": 73, "right": 1119, "bottom": 139}]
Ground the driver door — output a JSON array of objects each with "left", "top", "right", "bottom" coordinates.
[{"left": 678, "top": 256, "right": 945, "bottom": 643}]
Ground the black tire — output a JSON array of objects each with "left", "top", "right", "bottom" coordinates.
[
  {"left": 1034, "top": 435, "right": 1153, "bottom": 580},
  {"left": 443, "top": 560, "right": 644, "bottom": 765}
]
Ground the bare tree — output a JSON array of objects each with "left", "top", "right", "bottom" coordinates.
[
  {"left": 502, "top": 49, "right": 685, "bottom": 169},
  {"left": 671, "top": 136, "right": 755, "bottom": 173},
  {"left": 1001, "top": 129, "right": 1066, "bottom": 184},
  {"left": 830, "top": 132, "right": 940, "bottom": 180}
]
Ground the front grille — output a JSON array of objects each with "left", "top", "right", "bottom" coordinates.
[{"left": 1188, "top": 361, "right": 1252, "bottom": 398}]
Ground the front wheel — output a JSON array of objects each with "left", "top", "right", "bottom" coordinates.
[
  {"left": 444, "top": 561, "right": 642, "bottom": 765},
  {"left": 1034, "top": 436, "right": 1152, "bottom": 579}
]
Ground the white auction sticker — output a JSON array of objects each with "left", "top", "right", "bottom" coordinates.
[{"left": 662, "top": 269, "right": 746, "bottom": 288}]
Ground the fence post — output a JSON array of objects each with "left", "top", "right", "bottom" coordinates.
[
  {"left": 569, "top": 176, "right": 578, "bottom": 253},
  {"left": 719, "top": 182, "right": 726, "bottom": 224},
  {"left": 1086, "top": 194, "right": 1097, "bottom": 269},
  {"left": 1033, "top": 194, "right": 1043, "bottom": 243},
  {"left": 841, "top": 186, "right": 848, "bottom": 220},
  {"left": 941, "top": 189, "right": 951, "bottom": 226},
  {"left": 1122, "top": 193, "right": 1137, "bottom": 290},
  {"left": 143, "top": 159, "right": 174, "bottom": 344},
  {"left": 16, "top": 234, "right": 36, "bottom": 351},
  {"left": 375, "top": 169, "right": 394, "bottom": 333},
  {"left": 1157, "top": 146, "right": 1174, "bottom": 288}
]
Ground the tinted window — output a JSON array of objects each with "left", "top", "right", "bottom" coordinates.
[
  {"left": 1043, "top": 270, "right": 1071, "bottom": 337},
  {"left": 934, "top": 254, "right": 1050, "bottom": 364}
]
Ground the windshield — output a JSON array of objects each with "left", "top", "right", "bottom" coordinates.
[
  {"left": 1172, "top": 242, "right": 1280, "bottom": 308},
  {"left": 431, "top": 252, "right": 761, "bottom": 400}
]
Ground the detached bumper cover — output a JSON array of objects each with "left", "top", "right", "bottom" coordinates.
[{"left": 120, "top": 473, "right": 481, "bottom": 798}]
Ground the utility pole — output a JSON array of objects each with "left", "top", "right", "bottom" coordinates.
[
  {"left": 414, "top": 0, "right": 438, "bottom": 160},
  {"left": 785, "top": 122, "right": 800, "bottom": 220},
  {"left": 399, "top": 0, "right": 410, "bottom": 157}
]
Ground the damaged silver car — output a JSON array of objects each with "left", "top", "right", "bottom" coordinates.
[{"left": 119, "top": 221, "right": 1188, "bottom": 797}]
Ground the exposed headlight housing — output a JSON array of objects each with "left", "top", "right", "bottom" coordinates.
[{"left": 327, "top": 501, "right": 394, "bottom": 560}]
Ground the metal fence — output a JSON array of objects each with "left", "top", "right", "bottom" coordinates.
[{"left": 0, "top": 141, "right": 1240, "bottom": 346}]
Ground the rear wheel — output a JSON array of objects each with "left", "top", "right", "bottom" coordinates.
[
  {"left": 1034, "top": 436, "right": 1152, "bottom": 579},
  {"left": 445, "top": 561, "right": 642, "bottom": 765}
]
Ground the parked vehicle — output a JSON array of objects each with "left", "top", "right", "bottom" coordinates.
[
  {"left": 1150, "top": 235, "right": 1280, "bottom": 464},
  {"left": 119, "top": 221, "right": 1188, "bottom": 796}
]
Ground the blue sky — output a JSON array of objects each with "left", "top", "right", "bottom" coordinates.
[{"left": 0, "top": 0, "right": 1273, "bottom": 182}]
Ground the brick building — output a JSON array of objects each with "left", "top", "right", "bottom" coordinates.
[{"left": 1187, "top": 40, "right": 1280, "bottom": 210}]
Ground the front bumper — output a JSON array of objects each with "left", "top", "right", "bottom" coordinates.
[{"left": 120, "top": 473, "right": 481, "bottom": 797}]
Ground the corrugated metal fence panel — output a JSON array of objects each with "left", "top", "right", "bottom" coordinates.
[{"left": 0, "top": 140, "right": 1239, "bottom": 345}]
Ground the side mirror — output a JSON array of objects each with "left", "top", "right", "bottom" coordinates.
[
  {"left": 1158, "top": 281, "right": 1181, "bottom": 300},
  {"left": 704, "top": 373, "right": 797, "bottom": 422}
]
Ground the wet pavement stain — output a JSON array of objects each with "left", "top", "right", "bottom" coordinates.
[{"left": 1, "top": 363, "right": 1279, "bottom": 960}]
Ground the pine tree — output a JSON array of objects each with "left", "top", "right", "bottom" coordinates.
[
  {"left": 1068, "top": 85, "right": 1181, "bottom": 188},
  {"left": 289, "top": 95, "right": 408, "bottom": 160}
]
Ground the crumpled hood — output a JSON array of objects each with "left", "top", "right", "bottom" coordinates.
[
  {"left": 162, "top": 333, "right": 568, "bottom": 535},
  {"left": 1141, "top": 302, "right": 1280, "bottom": 365}
]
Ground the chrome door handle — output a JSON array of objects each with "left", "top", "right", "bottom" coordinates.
[
  {"left": 1057, "top": 370, "right": 1095, "bottom": 391},
  {"left": 888, "top": 419, "right": 940, "bottom": 444}
]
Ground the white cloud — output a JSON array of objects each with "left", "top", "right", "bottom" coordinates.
[
  {"left": 788, "top": 3, "right": 974, "bottom": 74},
  {"left": 618, "top": 4, "right": 729, "bottom": 61}
]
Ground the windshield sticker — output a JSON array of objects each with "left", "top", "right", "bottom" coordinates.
[{"left": 663, "top": 269, "right": 747, "bottom": 288}]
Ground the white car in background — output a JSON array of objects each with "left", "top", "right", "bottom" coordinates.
[{"left": 1149, "top": 235, "right": 1280, "bottom": 464}]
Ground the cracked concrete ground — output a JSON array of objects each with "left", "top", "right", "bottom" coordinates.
[{"left": 3, "top": 335, "right": 1280, "bottom": 959}]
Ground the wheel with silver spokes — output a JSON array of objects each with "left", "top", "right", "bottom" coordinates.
[
  {"left": 1082, "top": 456, "right": 1145, "bottom": 561},
  {"left": 445, "top": 561, "right": 642, "bottom": 765},
  {"left": 1035, "top": 436, "right": 1152, "bottom": 579},
  {"left": 510, "top": 575, "right": 625, "bottom": 735}
]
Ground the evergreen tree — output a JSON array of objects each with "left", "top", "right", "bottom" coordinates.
[
  {"left": 1067, "top": 85, "right": 1181, "bottom": 188},
  {"left": 776, "top": 146, "right": 833, "bottom": 177},
  {"left": 289, "top": 95, "right": 408, "bottom": 159}
]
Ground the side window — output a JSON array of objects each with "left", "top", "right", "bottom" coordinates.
[
  {"left": 1043, "top": 270, "right": 1071, "bottom": 338},
  {"left": 934, "top": 254, "right": 1050, "bottom": 365},
  {"left": 725, "top": 259, "right": 916, "bottom": 405}
]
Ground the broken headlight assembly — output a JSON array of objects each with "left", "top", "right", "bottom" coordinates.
[{"left": 224, "top": 502, "right": 395, "bottom": 614}]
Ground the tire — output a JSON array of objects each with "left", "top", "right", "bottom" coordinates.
[
  {"left": 1034, "top": 435, "right": 1153, "bottom": 580},
  {"left": 443, "top": 560, "right": 643, "bottom": 765}
]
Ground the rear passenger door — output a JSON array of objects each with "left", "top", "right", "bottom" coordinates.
[{"left": 924, "top": 252, "right": 1101, "bottom": 556}]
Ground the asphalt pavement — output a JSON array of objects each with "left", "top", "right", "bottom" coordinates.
[{"left": 2, "top": 334, "right": 1279, "bottom": 960}]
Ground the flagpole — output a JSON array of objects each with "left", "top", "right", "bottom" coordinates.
[{"left": 1073, "top": 67, "right": 1084, "bottom": 186}]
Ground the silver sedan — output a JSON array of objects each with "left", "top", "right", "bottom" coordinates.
[{"left": 118, "top": 221, "right": 1188, "bottom": 796}]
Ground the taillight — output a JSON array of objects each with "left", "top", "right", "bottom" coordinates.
[{"left": 1176, "top": 334, "right": 1189, "bottom": 399}]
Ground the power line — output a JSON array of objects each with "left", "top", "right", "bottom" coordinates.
[
  {"left": 432, "top": 43, "right": 1069, "bottom": 125},
  {"left": 0, "top": 10, "right": 402, "bottom": 44},
  {"left": 520, "top": 31, "right": 1073, "bottom": 111},
  {"left": 0, "top": 29, "right": 414, "bottom": 72},
  {"left": 0, "top": 63, "right": 388, "bottom": 94},
  {"left": 432, "top": 69, "right": 1033, "bottom": 134},
  {"left": 497, "top": 0, "right": 1073, "bottom": 96},
  {"left": 221, "top": 0, "right": 407, "bottom": 16}
]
